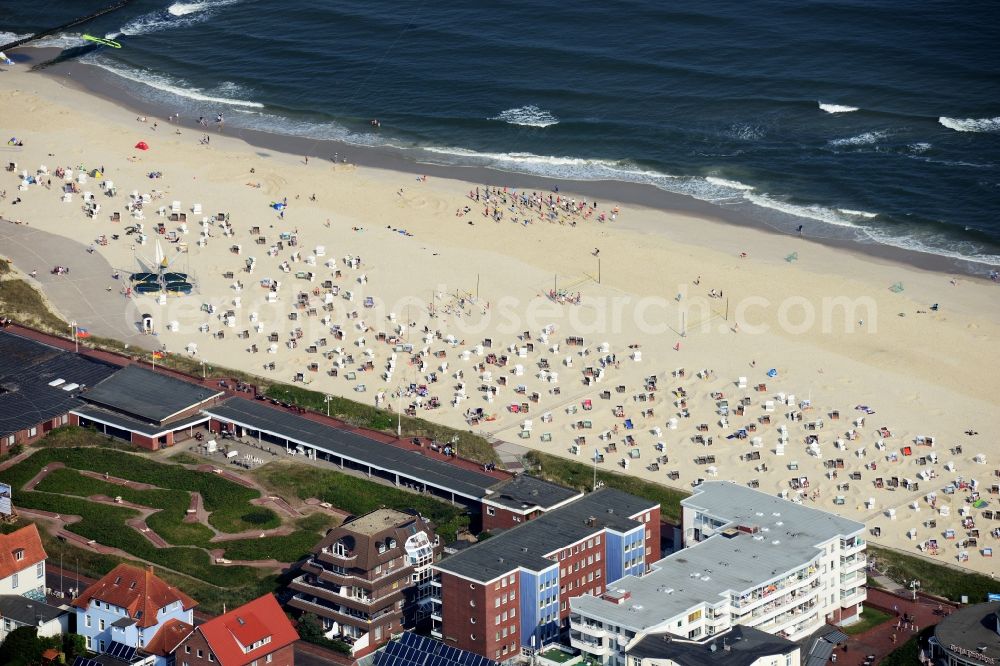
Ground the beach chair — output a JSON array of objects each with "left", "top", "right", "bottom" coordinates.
[
  {"left": 785, "top": 252, "right": 798, "bottom": 262},
  {"left": 889, "top": 281, "right": 904, "bottom": 293}
]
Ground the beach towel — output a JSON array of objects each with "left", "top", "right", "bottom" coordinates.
[{"left": 134, "top": 141, "right": 149, "bottom": 150}]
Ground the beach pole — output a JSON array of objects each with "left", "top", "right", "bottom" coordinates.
[
  {"left": 476, "top": 273, "right": 480, "bottom": 300},
  {"left": 681, "top": 312, "right": 686, "bottom": 338},
  {"left": 725, "top": 297, "right": 730, "bottom": 321},
  {"left": 592, "top": 451, "right": 598, "bottom": 492},
  {"left": 598, "top": 258, "right": 601, "bottom": 284}
]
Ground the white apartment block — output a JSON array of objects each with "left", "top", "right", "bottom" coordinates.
[{"left": 569, "top": 482, "right": 866, "bottom": 666}]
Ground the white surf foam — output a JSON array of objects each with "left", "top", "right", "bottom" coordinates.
[
  {"left": 492, "top": 106, "right": 559, "bottom": 128},
  {"left": 908, "top": 142, "right": 931, "bottom": 153},
  {"left": 837, "top": 208, "right": 878, "bottom": 218},
  {"left": 938, "top": 116, "right": 1000, "bottom": 133},
  {"left": 0, "top": 30, "right": 84, "bottom": 49},
  {"left": 168, "top": 0, "right": 241, "bottom": 17},
  {"left": 828, "top": 130, "right": 887, "bottom": 147},
  {"left": 706, "top": 176, "right": 755, "bottom": 191},
  {"left": 115, "top": 0, "right": 241, "bottom": 37},
  {"left": 86, "top": 58, "right": 263, "bottom": 108},
  {"left": 819, "top": 102, "right": 859, "bottom": 113}
]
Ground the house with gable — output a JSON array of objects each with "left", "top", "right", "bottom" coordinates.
[
  {"left": 0, "top": 523, "right": 47, "bottom": 600},
  {"left": 174, "top": 594, "right": 298, "bottom": 666},
  {"left": 73, "top": 563, "right": 197, "bottom": 664}
]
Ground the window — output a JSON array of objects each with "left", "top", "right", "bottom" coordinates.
[
  {"left": 29, "top": 427, "right": 37, "bottom": 437},
  {"left": 36, "top": 562, "right": 44, "bottom": 578},
  {"left": 86, "top": 616, "right": 92, "bottom": 628},
  {"left": 266, "top": 656, "right": 273, "bottom": 664},
  {"left": 3, "top": 619, "right": 10, "bottom": 631},
  {"left": 470, "top": 600, "right": 476, "bottom": 607},
  {"left": 11, "top": 572, "right": 17, "bottom": 588},
  {"left": 470, "top": 634, "right": 476, "bottom": 641},
  {"left": 508, "top": 574, "right": 515, "bottom": 584},
  {"left": 198, "top": 649, "right": 203, "bottom": 658},
  {"left": 14, "top": 549, "right": 24, "bottom": 561},
  {"left": 470, "top": 617, "right": 476, "bottom": 624},
  {"left": 86, "top": 637, "right": 92, "bottom": 650},
  {"left": 511, "top": 608, "right": 516, "bottom": 618},
  {"left": 99, "top": 640, "right": 105, "bottom": 652},
  {"left": 495, "top": 616, "right": 500, "bottom": 626},
  {"left": 209, "top": 654, "right": 215, "bottom": 663},
  {"left": 510, "top": 590, "right": 515, "bottom": 600},
  {"left": 99, "top": 619, "right": 105, "bottom": 631},
  {"left": 494, "top": 598, "right": 500, "bottom": 608},
  {"left": 186, "top": 646, "right": 191, "bottom": 654},
  {"left": 486, "top": 507, "right": 496, "bottom": 516}
]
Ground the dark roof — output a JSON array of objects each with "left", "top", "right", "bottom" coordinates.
[
  {"left": 83, "top": 365, "right": 221, "bottom": 423},
  {"left": 0, "top": 331, "right": 119, "bottom": 437},
  {"left": 823, "top": 629, "right": 849, "bottom": 644},
  {"left": 111, "top": 616, "right": 136, "bottom": 628},
  {"left": 375, "top": 631, "right": 499, "bottom": 666},
  {"left": 435, "top": 488, "right": 657, "bottom": 582},
  {"left": 934, "top": 602, "right": 1000, "bottom": 658},
  {"left": 804, "top": 637, "right": 833, "bottom": 666},
  {"left": 314, "top": 509, "right": 438, "bottom": 572},
  {"left": 0, "top": 594, "right": 67, "bottom": 625},
  {"left": 630, "top": 626, "right": 798, "bottom": 666},
  {"left": 485, "top": 475, "right": 580, "bottom": 512},
  {"left": 203, "top": 397, "right": 498, "bottom": 500},
  {"left": 72, "top": 404, "right": 209, "bottom": 436}
]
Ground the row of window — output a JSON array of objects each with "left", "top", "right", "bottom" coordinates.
[
  {"left": 180, "top": 656, "right": 272, "bottom": 666},
  {"left": 490, "top": 590, "right": 516, "bottom": 608},
  {"left": 7, "top": 563, "right": 44, "bottom": 590},
  {"left": 557, "top": 535, "right": 602, "bottom": 561},
  {"left": 492, "top": 573, "right": 517, "bottom": 591},
  {"left": 493, "top": 641, "right": 518, "bottom": 659}
]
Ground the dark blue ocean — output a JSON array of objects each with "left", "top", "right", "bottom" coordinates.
[{"left": 4, "top": 0, "right": 1000, "bottom": 266}]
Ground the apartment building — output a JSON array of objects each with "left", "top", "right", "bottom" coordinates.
[
  {"left": 432, "top": 488, "right": 660, "bottom": 660},
  {"left": 287, "top": 508, "right": 441, "bottom": 657},
  {"left": 569, "top": 482, "right": 865, "bottom": 666}
]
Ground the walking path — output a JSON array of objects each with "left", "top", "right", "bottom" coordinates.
[
  {"left": 832, "top": 587, "right": 954, "bottom": 665},
  {"left": 0, "top": 221, "right": 151, "bottom": 347}
]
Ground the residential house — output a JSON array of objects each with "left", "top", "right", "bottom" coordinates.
[
  {"left": 0, "top": 523, "right": 47, "bottom": 600},
  {"left": 174, "top": 594, "right": 298, "bottom": 666},
  {"left": 73, "top": 563, "right": 197, "bottom": 665},
  {"left": 288, "top": 508, "right": 441, "bottom": 657}
]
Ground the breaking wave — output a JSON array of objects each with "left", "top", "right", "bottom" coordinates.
[
  {"left": 492, "top": 106, "right": 559, "bottom": 127},
  {"left": 938, "top": 116, "right": 1000, "bottom": 133}
]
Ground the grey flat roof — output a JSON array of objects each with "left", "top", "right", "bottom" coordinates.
[
  {"left": 682, "top": 482, "right": 864, "bottom": 540},
  {"left": 435, "top": 488, "right": 657, "bottom": 582},
  {"left": 0, "top": 594, "right": 66, "bottom": 625},
  {"left": 72, "top": 404, "right": 208, "bottom": 437},
  {"left": 84, "top": 365, "right": 221, "bottom": 423},
  {"left": 203, "top": 397, "right": 498, "bottom": 500},
  {"left": 485, "top": 475, "right": 581, "bottom": 512},
  {"left": 0, "top": 331, "right": 119, "bottom": 437},
  {"left": 630, "top": 626, "right": 797, "bottom": 666},
  {"left": 572, "top": 483, "right": 865, "bottom": 631},
  {"left": 111, "top": 616, "right": 136, "bottom": 628},
  {"left": 934, "top": 602, "right": 1000, "bottom": 657}
]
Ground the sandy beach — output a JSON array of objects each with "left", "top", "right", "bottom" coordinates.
[{"left": 2, "top": 63, "right": 999, "bottom": 575}]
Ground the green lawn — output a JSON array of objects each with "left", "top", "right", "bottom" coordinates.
[
  {"left": 539, "top": 647, "right": 578, "bottom": 663},
  {"left": 842, "top": 606, "right": 893, "bottom": 635},
  {"left": 253, "top": 461, "right": 469, "bottom": 543},
  {"left": 0, "top": 433, "right": 337, "bottom": 584},
  {"left": 870, "top": 546, "right": 999, "bottom": 603},
  {"left": 524, "top": 451, "right": 688, "bottom": 522}
]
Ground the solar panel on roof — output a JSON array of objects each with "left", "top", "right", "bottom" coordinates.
[{"left": 71, "top": 658, "right": 102, "bottom": 666}]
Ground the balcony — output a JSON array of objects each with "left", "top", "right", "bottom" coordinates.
[
  {"left": 840, "top": 553, "right": 867, "bottom": 571},
  {"left": 290, "top": 575, "right": 405, "bottom": 610},
  {"left": 840, "top": 587, "right": 866, "bottom": 603},
  {"left": 569, "top": 634, "right": 610, "bottom": 657},
  {"left": 570, "top": 619, "right": 611, "bottom": 639},
  {"left": 733, "top": 567, "right": 820, "bottom": 609},
  {"left": 840, "top": 570, "right": 865, "bottom": 586}
]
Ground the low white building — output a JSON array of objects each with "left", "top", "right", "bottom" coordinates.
[
  {"left": 0, "top": 594, "right": 69, "bottom": 642},
  {"left": 569, "top": 482, "right": 865, "bottom": 666}
]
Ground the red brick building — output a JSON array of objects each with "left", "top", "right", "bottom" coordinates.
[
  {"left": 69, "top": 364, "right": 222, "bottom": 450},
  {"left": 480, "top": 475, "right": 581, "bottom": 532},
  {"left": 0, "top": 331, "right": 118, "bottom": 454},
  {"left": 432, "top": 488, "right": 660, "bottom": 660},
  {"left": 175, "top": 594, "right": 298, "bottom": 666}
]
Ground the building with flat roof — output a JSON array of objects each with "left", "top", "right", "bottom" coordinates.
[
  {"left": 432, "top": 488, "right": 660, "bottom": 660},
  {"left": 0, "top": 331, "right": 118, "bottom": 453},
  {"left": 481, "top": 475, "right": 582, "bottom": 531},
  {"left": 568, "top": 483, "right": 865, "bottom": 666},
  {"left": 288, "top": 508, "right": 441, "bottom": 657},
  {"left": 929, "top": 601, "right": 1000, "bottom": 666},
  {"left": 71, "top": 365, "right": 222, "bottom": 450},
  {"left": 628, "top": 625, "right": 800, "bottom": 666}
]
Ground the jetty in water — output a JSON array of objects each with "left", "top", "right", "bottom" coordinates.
[{"left": 0, "top": 1, "right": 134, "bottom": 53}]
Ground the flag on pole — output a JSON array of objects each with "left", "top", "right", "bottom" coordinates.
[
  {"left": 75, "top": 327, "right": 90, "bottom": 338},
  {"left": 152, "top": 351, "right": 165, "bottom": 360}
]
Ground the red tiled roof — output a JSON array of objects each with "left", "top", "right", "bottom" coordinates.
[
  {"left": 197, "top": 594, "right": 298, "bottom": 666},
  {"left": 144, "top": 618, "right": 194, "bottom": 656},
  {"left": 71, "top": 564, "right": 197, "bottom": 628},
  {"left": 0, "top": 523, "right": 47, "bottom": 580}
]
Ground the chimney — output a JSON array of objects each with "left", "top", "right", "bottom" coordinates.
[
  {"left": 146, "top": 564, "right": 155, "bottom": 573},
  {"left": 586, "top": 516, "right": 596, "bottom": 527}
]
